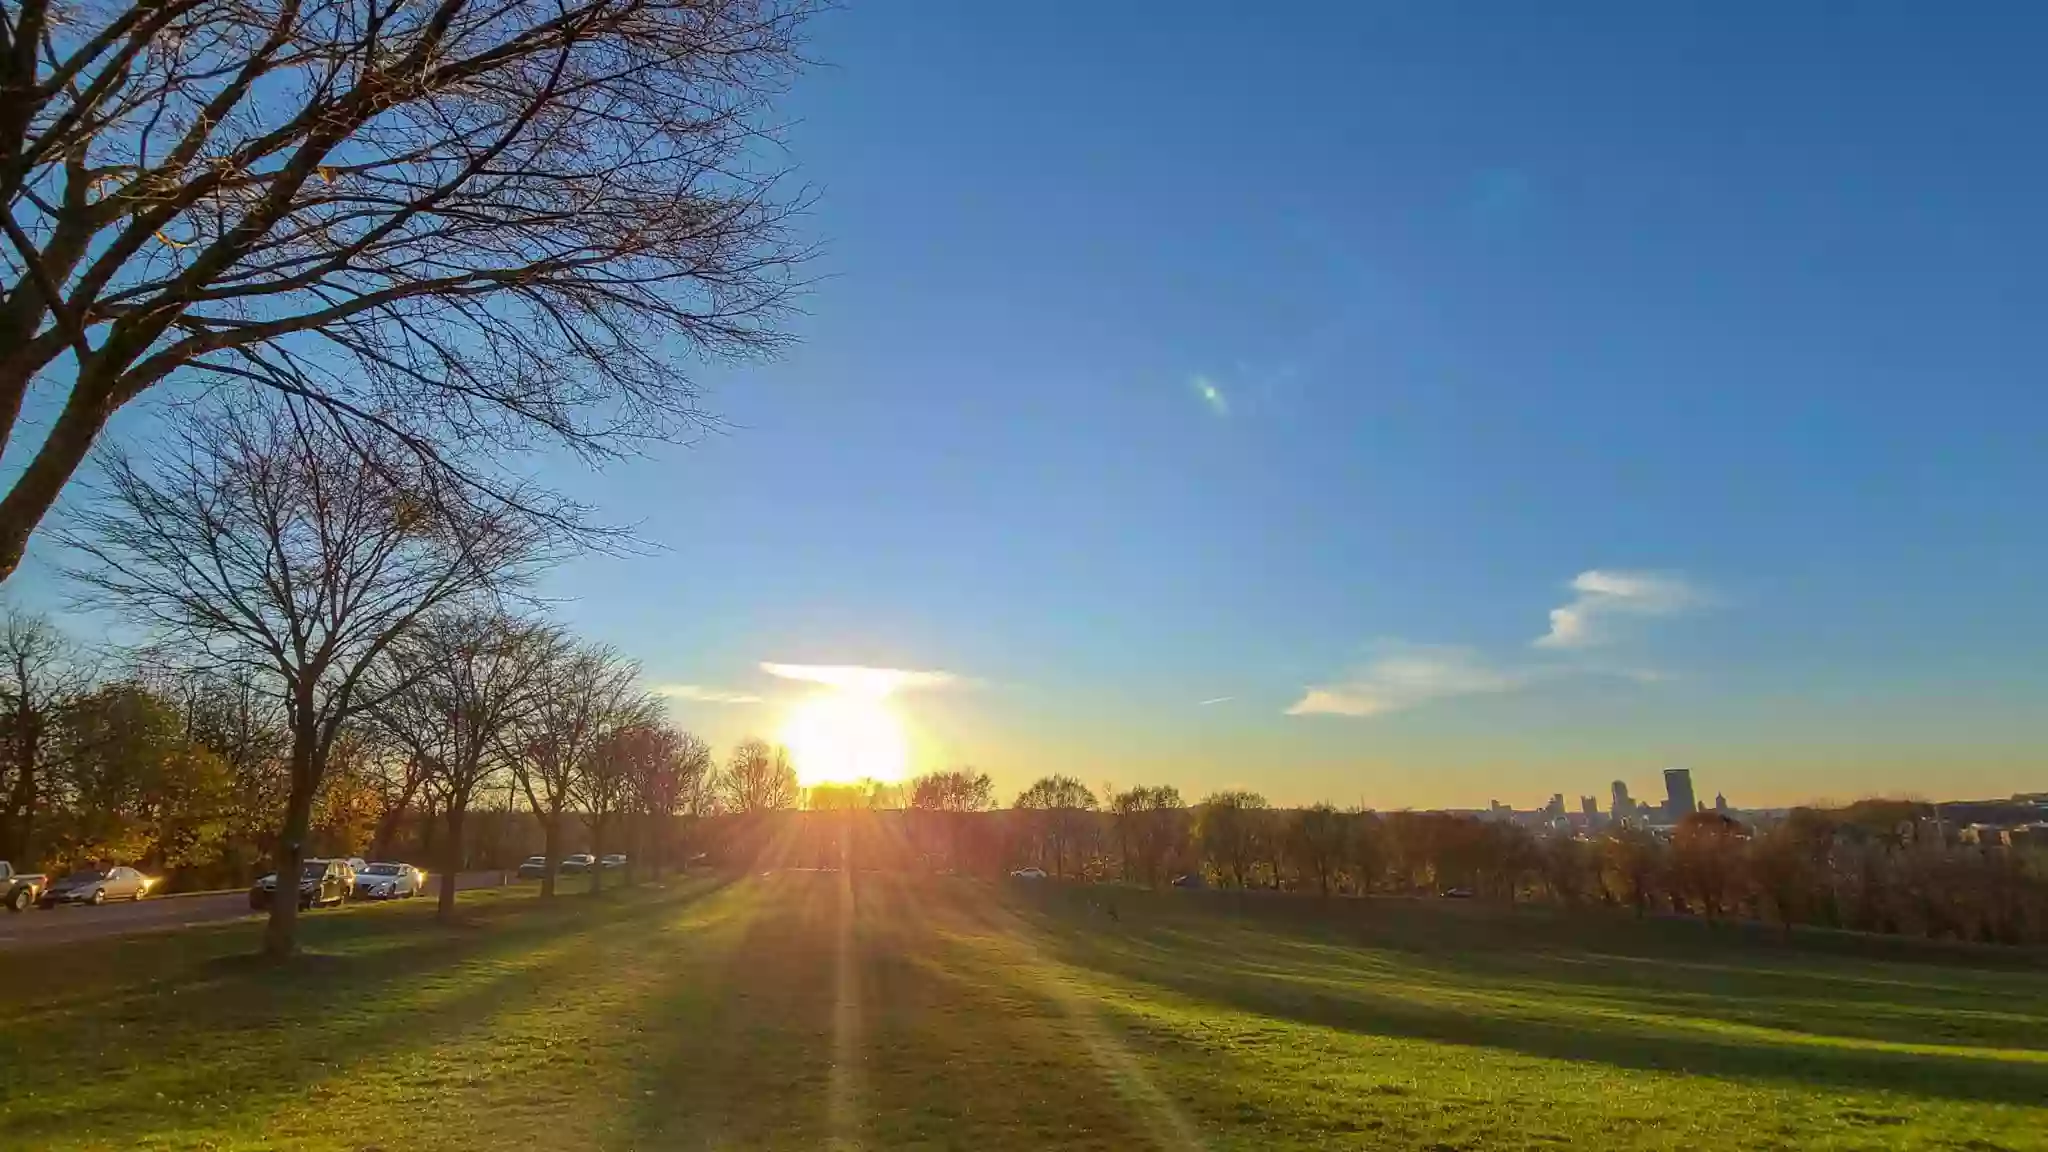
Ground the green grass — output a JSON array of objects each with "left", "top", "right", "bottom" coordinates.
[{"left": 2, "top": 872, "right": 2045, "bottom": 1150}]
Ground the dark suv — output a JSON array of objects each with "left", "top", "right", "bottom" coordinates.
[{"left": 250, "top": 859, "right": 352, "bottom": 911}]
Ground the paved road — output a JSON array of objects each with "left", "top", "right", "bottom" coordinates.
[{"left": 0, "top": 871, "right": 510, "bottom": 951}]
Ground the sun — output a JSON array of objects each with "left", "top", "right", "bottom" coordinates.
[{"left": 780, "top": 691, "right": 910, "bottom": 786}]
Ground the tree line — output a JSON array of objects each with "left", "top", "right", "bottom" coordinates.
[{"left": 702, "top": 778, "right": 2048, "bottom": 948}]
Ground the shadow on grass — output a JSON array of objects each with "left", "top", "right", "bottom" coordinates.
[
  {"left": 1008, "top": 884, "right": 2048, "bottom": 1109},
  {"left": 0, "top": 878, "right": 731, "bottom": 1145},
  {"left": 623, "top": 871, "right": 856, "bottom": 1149}
]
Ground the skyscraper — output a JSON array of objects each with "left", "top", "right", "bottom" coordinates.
[
  {"left": 1664, "top": 767, "right": 1697, "bottom": 823},
  {"left": 1611, "top": 780, "right": 1634, "bottom": 821}
]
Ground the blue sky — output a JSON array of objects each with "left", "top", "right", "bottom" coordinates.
[{"left": 21, "top": 2, "right": 2048, "bottom": 808}]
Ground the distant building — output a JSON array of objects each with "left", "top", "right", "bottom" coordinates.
[
  {"left": 1611, "top": 780, "right": 1635, "bottom": 821},
  {"left": 1714, "top": 792, "right": 1729, "bottom": 814},
  {"left": 1664, "top": 767, "right": 1697, "bottom": 823},
  {"left": 1545, "top": 793, "right": 1566, "bottom": 818},
  {"left": 1581, "top": 795, "right": 1599, "bottom": 821}
]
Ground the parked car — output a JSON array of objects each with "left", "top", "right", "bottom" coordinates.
[
  {"left": 515, "top": 855, "right": 550, "bottom": 880},
  {"left": 39, "top": 866, "right": 150, "bottom": 907},
  {"left": 559, "top": 853, "right": 597, "bottom": 875},
  {"left": 1170, "top": 872, "right": 1205, "bottom": 889},
  {"left": 1, "top": 861, "right": 48, "bottom": 912},
  {"left": 1438, "top": 887, "right": 1476, "bottom": 899},
  {"left": 250, "top": 859, "right": 351, "bottom": 911},
  {"left": 1009, "top": 867, "right": 1047, "bottom": 880},
  {"left": 354, "top": 862, "right": 424, "bottom": 900},
  {"left": 600, "top": 854, "right": 627, "bottom": 870}
]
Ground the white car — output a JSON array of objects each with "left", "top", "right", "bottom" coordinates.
[
  {"left": 1010, "top": 867, "right": 1047, "bottom": 880},
  {"left": 354, "top": 862, "right": 424, "bottom": 900}
]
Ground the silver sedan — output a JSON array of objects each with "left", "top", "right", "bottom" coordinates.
[{"left": 353, "top": 862, "right": 426, "bottom": 900}]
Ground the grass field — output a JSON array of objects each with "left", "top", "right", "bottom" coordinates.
[{"left": 1, "top": 871, "right": 2044, "bottom": 1151}]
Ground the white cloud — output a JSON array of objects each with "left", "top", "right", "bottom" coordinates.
[
  {"left": 759, "top": 663, "right": 958, "bottom": 699},
  {"left": 653, "top": 684, "right": 763, "bottom": 705},
  {"left": 1198, "top": 696, "right": 1234, "bottom": 706},
  {"left": 1534, "top": 569, "right": 1703, "bottom": 650},
  {"left": 1286, "top": 645, "right": 1527, "bottom": 718}
]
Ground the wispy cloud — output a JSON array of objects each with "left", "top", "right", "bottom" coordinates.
[
  {"left": 653, "top": 684, "right": 763, "bottom": 705},
  {"left": 1290, "top": 569, "right": 1708, "bottom": 720},
  {"left": 1287, "top": 645, "right": 1528, "bottom": 718},
  {"left": 759, "top": 663, "right": 959, "bottom": 699},
  {"left": 1198, "top": 696, "right": 1234, "bottom": 706},
  {"left": 1534, "top": 569, "right": 1704, "bottom": 650},
  {"left": 1189, "top": 374, "right": 1229, "bottom": 417}
]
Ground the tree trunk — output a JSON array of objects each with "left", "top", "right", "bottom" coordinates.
[
  {"left": 439, "top": 806, "right": 464, "bottom": 921},
  {"left": 262, "top": 730, "right": 321, "bottom": 959},
  {"left": 589, "top": 811, "right": 606, "bottom": 896},
  {"left": 539, "top": 813, "right": 560, "bottom": 898},
  {"left": 622, "top": 813, "right": 638, "bottom": 887}
]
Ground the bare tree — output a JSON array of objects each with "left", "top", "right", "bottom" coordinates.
[
  {"left": 909, "top": 767, "right": 993, "bottom": 872},
  {"left": 1014, "top": 775, "right": 1097, "bottom": 880},
  {"left": 63, "top": 397, "right": 549, "bottom": 955},
  {"left": 0, "top": 607, "right": 92, "bottom": 861},
  {"left": 1194, "top": 791, "right": 1269, "bottom": 889},
  {"left": 369, "top": 611, "right": 557, "bottom": 918},
  {"left": 718, "top": 737, "right": 796, "bottom": 814},
  {"left": 0, "top": 0, "right": 816, "bottom": 584},
  {"left": 1108, "top": 784, "right": 1186, "bottom": 888},
  {"left": 499, "top": 639, "right": 638, "bottom": 897},
  {"left": 625, "top": 725, "right": 710, "bottom": 880},
  {"left": 1287, "top": 803, "right": 1349, "bottom": 896},
  {"left": 574, "top": 688, "right": 658, "bottom": 896}
]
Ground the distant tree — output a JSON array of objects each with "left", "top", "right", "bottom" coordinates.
[
  {"left": 1346, "top": 811, "right": 1388, "bottom": 893},
  {"left": 720, "top": 738, "right": 799, "bottom": 814},
  {"left": 1748, "top": 810, "right": 1834, "bottom": 937},
  {"left": 363, "top": 745, "right": 431, "bottom": 864},
  {"left": 1288, "top": 803, "right": 1351, "bottom": 896},
  {"left": 1673, "top": 811, "right": 1746, "bottom": 921},
  {"left": 628, "top": 727, "right": 711, "bottom": 880},
  {"left": 64, "top": 398, "right": 549, "bottom": 956},
  {"left": 310, "top": 730, "right": 384, "bottom": 859},
  {"left": 1601, "top": 828, "right": 1663, "bottom": 917},
  {"left": 371, "top": 612, "right": 558, "bottom": 916},
  {"left": 500, "top": 641, "right": 641, "bottom": 897},
  {"left": 1382, "top": 811, "right": 1438, "bottom": 892},
  {"left": 1538, "top": 835, "right": 1599, "bottom": 906},
  {"left": 1110, "top": 785, "right": 1188, "bottom": 887},
  {"left": 910, "top": 768, "right": 995, "bottom": 813},
  {"left": 1194, "top": 791, "right": 1269, "bottom": 889},
  {"left": 576, "top": 696, "right": 663, "bottom": 893},
  {"left": 1014, "top": 775, "right": 1098, "bottom": 879},
  {"left": 168, "top": 667, "right": 289, "bottom": 881},
  {"left": 0, "top": 0, "right": 816, "bottom": 587},
  {"left": 0, "top": 608, "right": 91, "bottom": 863},
  {"left": 908, "top": 768, "right": 994, "bottom": 872},
  {"left": 47, "top": 681, "right": 230, "bottom": 873}
]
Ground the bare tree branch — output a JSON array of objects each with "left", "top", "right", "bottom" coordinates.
[{"left": 0, "top": 0, "right": 817, "bottom": 579}]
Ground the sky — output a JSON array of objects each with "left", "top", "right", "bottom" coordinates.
[{"left": 16, "top": 2, "right": 2048, "bottom": 809}]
